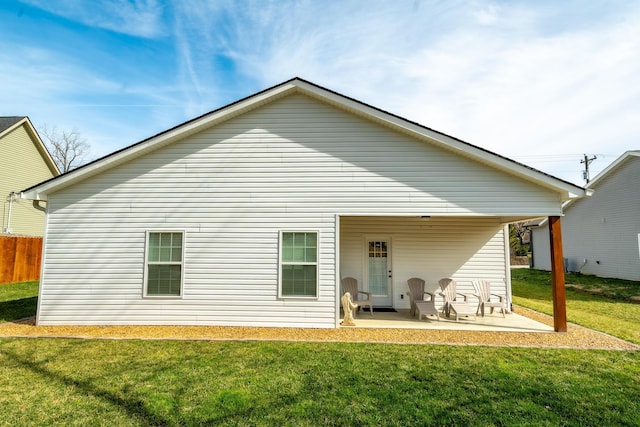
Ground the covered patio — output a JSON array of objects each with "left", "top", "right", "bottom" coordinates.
[
  {"left": 338, "top": 217, "right": 557, "bottom": 333},
  {"left": 338, "top": 214, "right": 571, "bottom": 332}
]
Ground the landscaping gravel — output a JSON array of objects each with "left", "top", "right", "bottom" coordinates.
[{"left": 0, "top": 306, "right": 637, "bottom": 350}]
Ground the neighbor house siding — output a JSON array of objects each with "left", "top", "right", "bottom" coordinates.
[
  {"left": 532, "top": 156, "right": 640, "bottom": 281},
  {"left": 530, "top": 225, "right": 551, "bottom": 271},
  {"left": 1, "top": 123, "right": 55, "bottom": 236},
  {"left": 340, "top": 216, "right": 508, "bottom": 310},
  {"left": 39, "top": 93, "right": 558, "bottom": 326}
]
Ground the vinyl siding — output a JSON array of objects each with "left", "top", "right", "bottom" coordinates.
[
  {"left": 566, "top": 157, "right": 639, "bottom": 279},
  {"left": 1, "top": 124, "right": 55, "bottom": 236},
  {"left": 530, "top": 225, "right": 551, "bottom": 271},
  {"left": 40, "top": 93, "right": 556, "bottom": 326}
]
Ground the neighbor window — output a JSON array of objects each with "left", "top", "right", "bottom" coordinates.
[
  {"left": 279, "top": 231, "right": 318, "bottom": 298},
  {"left": 145, "top": 231, "right": 184, "bottom": 297}
]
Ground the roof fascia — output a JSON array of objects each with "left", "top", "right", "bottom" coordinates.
[{"left": 22, "top": 117, "right": 61, "bottom": 176}]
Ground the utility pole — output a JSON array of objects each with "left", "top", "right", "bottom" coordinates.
[{"left": 580, "top": 154, "right": 597, "bottom": 183}]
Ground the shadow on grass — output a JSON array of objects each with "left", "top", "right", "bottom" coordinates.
[
  {"left": 564, "top": 289, "right": 638, "bottom": 304},
  {"left": 511, "top": 269, "right": 640, "bottom": 301},
  {"left": 3, "top": 347, "right": 171, "bottom": 426},
  {"left": 513, "top": 282, "right": 637, "bottom": 306},
  {"left": 0, "top": 297, "right": 37, "bottom": 323}
]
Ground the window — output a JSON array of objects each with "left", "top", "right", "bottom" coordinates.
[
  {"left": 145, "top": 231, "right": 183, "bottom": 297},
  {"left": 279, "top": 231, "right": 318, "bottom": 298}
]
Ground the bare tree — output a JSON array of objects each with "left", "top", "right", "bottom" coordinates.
[
  {"left": 40, "top": 125, "right": 90, "bottom": 173},
  {"left": 509, "top": 222, "right": 531, "bottom": 257}
]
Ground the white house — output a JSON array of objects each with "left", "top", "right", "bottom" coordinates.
[
  {"left": 22, "top": 78, "right": 586, "bottom": 328},
  {"left": 531, "top": 151, "right": 640, "bottom": 281}
]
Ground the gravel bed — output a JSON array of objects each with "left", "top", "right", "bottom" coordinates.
[{"left": 0, "top": 306, "right": 637, "bottom": 350}]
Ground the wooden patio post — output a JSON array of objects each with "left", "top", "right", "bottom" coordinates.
[{"left": 548, "top": 216, "right": 567, "bottom": 332}]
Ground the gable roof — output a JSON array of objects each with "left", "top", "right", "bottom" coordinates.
[
  {"left": 0, "top": 116, "right": 24, "bottom": 133},
  {"left": 528, "top": 151, "right": 639, "bottom": 228},
  {"left": 1, "top": 116, "right": 60, "bottom": 176},
  {"left": 21, "top": 77, "right": 587, "bottom": 201},
  {"left": 556, "top": 150, "right": 639, "bottom": 213}
]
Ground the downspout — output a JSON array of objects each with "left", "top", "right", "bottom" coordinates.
[
  {"left": 32, "top": 200, "right": 46, "bottom": 212},
  {"left": 528, "top": 227, "right": 534, "bottom": 268},
  {"left": 5, "top": 192, "right": 15, "bottom": 233},
  {"left": 335, "top": 214, "right": 341, "bottom": 328},
  {"left": 26, "top": 193, "right": 48, "bottom": 327},
  {"left": 503, "top": 224, "right": 513, "bottom": 313}
]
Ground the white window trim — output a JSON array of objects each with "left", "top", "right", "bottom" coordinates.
[
  {"left": 278, "top": 230, "right": 319, "bottom": 299},
  {"left": 143, "top": 230, "right": 185, "bottom": 299}
]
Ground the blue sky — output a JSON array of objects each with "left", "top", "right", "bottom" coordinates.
[{"left": 2, "top": 0, "right": 639, "bottom": 185}]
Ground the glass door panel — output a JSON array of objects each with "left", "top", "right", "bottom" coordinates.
[{"left": 367, "top": 239, "right": 392, "bottom": 306}]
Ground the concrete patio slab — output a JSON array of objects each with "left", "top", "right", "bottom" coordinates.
[{"left": 351, "top": 309, "right": 554, "bottom": 332}]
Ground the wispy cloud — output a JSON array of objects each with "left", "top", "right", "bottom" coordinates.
[
  {"left": 166, "top": 0, "right": 640, "bottom": 182},
  {"left": 0, "top": 37, "right": 187, "bottom": 157},
  {"left": 4, "top": 0, "right": 640, "bottom": 183},
  {"left": 20, "top": 0, "right": 165, "bottom": 38}
]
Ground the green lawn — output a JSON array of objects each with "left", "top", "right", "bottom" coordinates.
[
  {"left": 0, "top": 281, "right": 38, "bottom": 322},
  {"left": 1, "top": 338, "right": 639, "bottom": 426},
  {"left": 1, "top": 279, "right": 639, "bottom": 426},
  {"left": 512, "top": 269, "right": 640, "bottom": 345},
  {"left": 512, "top": 268, "right": 640, "bottom": 300}
]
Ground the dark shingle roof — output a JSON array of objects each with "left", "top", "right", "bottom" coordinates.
[{"left": 0, "top": 116, "right": 25, "bottom": 133}]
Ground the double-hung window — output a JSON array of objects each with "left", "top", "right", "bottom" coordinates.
[
  {"left": 145, "top": 231, "right": 184, "bottom": 297},
  {"left": 279, "top": 231, "right": 318, "bottom": 298}
]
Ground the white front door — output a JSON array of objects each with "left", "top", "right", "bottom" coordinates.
[{"left": 366, "top": 238, "right": 393, "bottom": 307}]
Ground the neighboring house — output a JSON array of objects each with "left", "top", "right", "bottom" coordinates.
[
  {"left": 1, "top": 116, "right": 59, "bottom": 236},
  {"left": 22, "top": 78, "right": 586, "bottom": 327},
  {"left": 530, "top": 151, "right": 640, "bottom": 281}
]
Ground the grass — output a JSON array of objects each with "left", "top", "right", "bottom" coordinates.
[
  {"left": 1, "top": 338, "right": 639, "bottom": 426},
  {"left": 1, "top": 278, "right": 639, "bottom": 426},
  {"left": 0, "top": 281, "right": 38, "bottom": 322},
  {"left": 511, "top": 269, "right": 640, "bottom": 345},
  {"left": 513, "top": 268, "right": 640, "bottom": 301}
]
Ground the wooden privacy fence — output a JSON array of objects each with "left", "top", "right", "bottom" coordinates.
[{"left": 0, "top": 235, "right": 43, "bottom": 284}]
